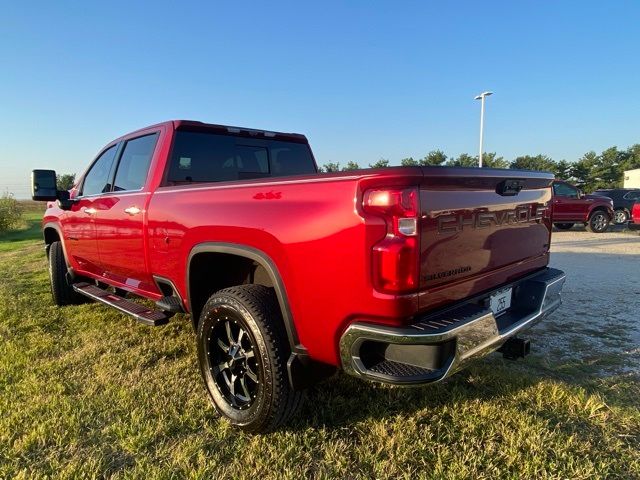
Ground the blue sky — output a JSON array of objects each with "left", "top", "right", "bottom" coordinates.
[{"left": 1, "top": 1, "right": 639, "bottom": 197}]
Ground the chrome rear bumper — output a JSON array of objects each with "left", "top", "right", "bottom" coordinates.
[{"left": 339, "top": 267, "right": 566, "bottom": 385}]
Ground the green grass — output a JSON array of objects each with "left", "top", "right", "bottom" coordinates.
[
  {"left": 0, "top": 222, "right": 638, "bottom": 478},
  {"left": 0, "top": 212, "right": 43, "bottom": 253}
]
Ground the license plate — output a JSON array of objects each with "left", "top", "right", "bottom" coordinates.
[{"left": 489, "top": 287, "right": 512, "bottom": 316}]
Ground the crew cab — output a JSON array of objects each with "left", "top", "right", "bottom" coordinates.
[
  {"left": 31, "top": 120, "right": 566, "bottom": 432},
  {"left": 552, "top": 180, "right": 614, "bottom": 232}
]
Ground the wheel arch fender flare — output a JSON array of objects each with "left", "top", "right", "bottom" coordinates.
[
  {"left": 186, "top": 242, "right": 304, "bottom": 355},
  {"left": 43, "top": 222, "right": 66, "bottom": 257},
  {"left": 587, "top": 204, "right": 612, "bottom": 220}
]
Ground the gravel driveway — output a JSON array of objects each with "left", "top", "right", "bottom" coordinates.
[{"left": 530, "top": 226, "right": 640, "bottom": 375}]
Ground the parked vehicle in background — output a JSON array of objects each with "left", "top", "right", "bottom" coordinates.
[
  {"left": 31, "top": 120, "right": 566, "bottom": 432},
  {"left": 552, "top": 180, "right": 614, "bottom": 233},
  {"left": 591, "top": 188, "right": 640, "bottom": 224}
]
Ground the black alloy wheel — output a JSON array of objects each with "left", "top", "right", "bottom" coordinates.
[
  {"left": 196, "top": 284, "right": 303, "bottom": 432},
  {"left": 204, "top": 310, "right": 260, "bottom": 410}
]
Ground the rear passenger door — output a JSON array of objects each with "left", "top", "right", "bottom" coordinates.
[{"left": 93, "top": 132, "right": 159, "bottom": 293}]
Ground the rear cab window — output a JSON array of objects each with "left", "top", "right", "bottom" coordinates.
[{"left": 165, "top": 131, "right": 316, "bottom": 185}]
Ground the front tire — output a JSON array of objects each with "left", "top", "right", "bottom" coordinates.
[
  {"left": 585, "top": 211, "right": 610, "bottom": 233},
  {"left": 48, "top": 241, "right": 84, "bottom": 306},
  {"left": 554, "top": 223, "right": 574, "bottom": 230},
  {"left": 613, "top": 209, "right": 629, "bottom": 224},
  {"left": 196, "top": 285, "right": 303, "bottom": 433}
]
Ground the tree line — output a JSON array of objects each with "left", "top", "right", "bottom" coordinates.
[{"left": 320, "top": 143, "right": 640, "bottom": 193}]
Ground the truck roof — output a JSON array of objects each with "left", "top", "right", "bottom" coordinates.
[{"left": 121, "top": 120, "right": 308, "bottom": 144}]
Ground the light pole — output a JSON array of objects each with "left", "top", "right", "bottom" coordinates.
[{"left": 474, "top": 91, "right": 493, "bottom": 167}]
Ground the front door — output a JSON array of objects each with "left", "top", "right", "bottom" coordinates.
[
  {"left": 94, "top": 132, "right": 159, "bottom": 294},
  {"left": 552, "top": 181, "right": 583, "bottom": 221},
  {"left": 61, "top": 143, "right": 119, "bottom": 275}
]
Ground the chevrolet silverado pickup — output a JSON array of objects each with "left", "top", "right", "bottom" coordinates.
[
  {"left": 552, "top": 180, "right": 614, "bottom": 232},
  {"left": 31, "top": 120, "right": 566, "bottom": 432}
]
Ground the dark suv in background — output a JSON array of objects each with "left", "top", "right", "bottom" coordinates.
[{"left": 591, "top": 188, "right": 640, "bottom": 224}]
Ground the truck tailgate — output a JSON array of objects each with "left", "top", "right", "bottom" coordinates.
[{"left": 418, "top": 167, "right": 554, "bottom": 311}]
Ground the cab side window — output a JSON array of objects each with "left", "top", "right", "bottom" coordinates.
[
  {"left": 81, "top": 145, "right": 118, "bottom": 196},
  {"left": 113, "top": 133, "right": 159, "bottom": 191},
  {"left": 553, "top": 182, "right": 579, "bottom": 199},
  {"left": 623, "top": 190, "right": 640, "bottom": 201}
]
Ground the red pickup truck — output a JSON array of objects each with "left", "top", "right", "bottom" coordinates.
[
  {"left": 31, "top": 120, "right": 565, "bottom": 432},
  {"left": 552, "top": 180, "right": 614, "bottom": 232}
]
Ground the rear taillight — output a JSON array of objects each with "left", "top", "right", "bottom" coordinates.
[{"left": 363, "top": 187, "right": 419, "bottom": 293}]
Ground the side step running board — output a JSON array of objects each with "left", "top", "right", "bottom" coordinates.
[{"left": 73, "top": 282, "right": 169, "bottom": 326}]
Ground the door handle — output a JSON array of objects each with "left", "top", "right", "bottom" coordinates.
[
  {"left": 124, "top": 206, "right": 141, "bottom": 216},
  {"left": 83, "top": 207, "right": 97, "bottom": 215}
]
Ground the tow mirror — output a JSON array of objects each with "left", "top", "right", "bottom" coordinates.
[
  {"left": 31, "top": 170, "right": 58, "bottom": 201},
  {"left": 31, "top": 170, "right": 76, "bottom": 210}
]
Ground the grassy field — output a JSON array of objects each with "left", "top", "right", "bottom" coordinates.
[{"left": 0, "top": 213, "right": 638, "bottom": 479}]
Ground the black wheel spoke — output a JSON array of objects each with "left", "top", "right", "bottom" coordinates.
[
  {"left": 217, "top": 338, "right": 229, "bottom": 352},
  {"left": 206, "top": 315, "right": 260, "bottom": 410},
  {"left": 240, "top": 377, "right": 251, "bottom": 399},
  {"left": 214, "top": 361, "right": 228, "bottom": 373},
  {"left": 222, "top": 371, "right": 232, "bottom": 389},
  {"left": 225, "top": 321, "right": 234, "bottom": 345},
  {"left": 245, "top": 368, "right": 258, "bottom": 383},
  {"left": 229, "top": 373, "right": 237, "bottom": 396}
]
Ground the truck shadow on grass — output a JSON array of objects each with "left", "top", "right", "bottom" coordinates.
[
  {"left": 290, "top": 362, "right": 527, "bottom": 428},
  {"left": 280, "top": 355, "right": 639, "bottom": 447}
]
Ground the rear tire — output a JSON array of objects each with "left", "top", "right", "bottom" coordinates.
[
  {"left": 585, "top": 211, "right": 610, "bottom": 233},
  {"left": 196, "top": 284, "right": 303, "bottom": 433},
  {"left": 48, "top": 241, "right": 84, "bottom": 306},
  {"left": 613, "top": 209, "right": 629, "bottom": 224},
  {"left": 554, "top": 223, "right": 574, "bottom": 230}
]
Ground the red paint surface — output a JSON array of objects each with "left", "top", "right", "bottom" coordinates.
[{"left": 632, "top": 203, "right": 640, "bottom": 224}]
